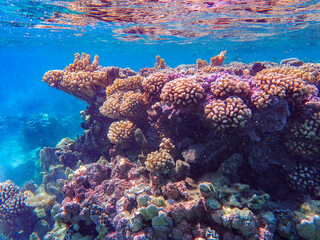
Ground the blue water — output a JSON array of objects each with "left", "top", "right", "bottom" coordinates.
[{"left": 0, "top": 0, "right": 320, "bottom": 190}]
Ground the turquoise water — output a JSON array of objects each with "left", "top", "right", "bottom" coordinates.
[{"left": 0, "top": 1, "right": 320, "bottom": 239}]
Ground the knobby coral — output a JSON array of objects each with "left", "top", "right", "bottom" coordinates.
[
  {"left": 107, "top": 120, "right": 136, "bottom": 144},
  {"left": 161, "top": 78, "right": 205, "bottom": 109},
  {"left": 204, "top": 96, "right": 252, "bottom": 130}
]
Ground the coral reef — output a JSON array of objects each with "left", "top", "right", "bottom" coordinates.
[{"left": 5, "top": 54, "right": 320, "bottom": 239}]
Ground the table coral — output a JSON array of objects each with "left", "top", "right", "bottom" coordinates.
[
  {"left": 160, "top": 78, "right": 205, "bottom": 109},
  {"left": 107, "top": 120, "right": 136, "bottom": 144},
  {"left": 43, "top": 53, "right": 120, "bottom": 104},
  {"left": 204, "top": 96, "right": 252, "bottom": 130}
]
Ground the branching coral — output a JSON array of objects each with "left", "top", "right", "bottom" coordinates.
[
  {"left": 285, "top": 111, "right": 320, "bottom": 160},
  {"left": 143, "top": 72, "right": 169, "bottom": 100},
  {"left": 253, "top": 67, "right": 310, "bottom": 108},
  {"left": 99, "top": 92, "right": 123, "bottom": 119},
  {"left": 210, "top": 75, "right": 251, "bottom": 98},
  {"left": 145, "top": 150, "right": 174, "bottom": 174},
  {"left": 204, "top": 96, "right": 251, "bottom": 130},
  {"left": 160, "top": 78, "right": 205, "bottom": 109},
  {"left": 107, "top": 120, "right": 136, "bottom": 144},
  {"left": 120, "top": 91, "right": 147, "bottom": 118},
  {"left": 43, "top": 53, "right": 120, "bottom": 103},
  {"left": 210, "top": 51, "right": 227, "bottom": 67},
  {"left": 105, "top": 75, "right": 143, "bottom": 97},
  {"left": 99, "top": 75, "right": 146, "bottom": 120},
  {"left": 0, "top": 181, "right": 31, "bottom": 225},
  {"left": 196, "top": 59, "right": 208, "bottom": 69},
  {"left": 288, "top": 165, "right": 320, "bottom": 195},
  {"left": 155, "top": 55, "right": 166, "bottom": 69}
]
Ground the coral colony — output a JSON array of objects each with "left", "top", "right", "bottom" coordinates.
[{"left": 1, "top": 52, "right": 320, "bottom": 240}]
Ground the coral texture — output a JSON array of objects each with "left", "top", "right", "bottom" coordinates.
[
  {"left": 145, "top": 150, "right": 174, "bottom": 174},
  {"left": 160, "top": 78, "right": 205, "bottom": 109},
  {"left": 204, "top": 96, "right": 252, "bottom": 130},
  {"left": 107, "top": 120, "right": 136, "bottom": 144}
]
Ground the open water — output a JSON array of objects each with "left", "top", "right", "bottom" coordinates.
[{"left": 0, "top": 1, "right": 320, "bottom": 239}]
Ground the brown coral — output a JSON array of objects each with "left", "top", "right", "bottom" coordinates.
[
  {"left": 160, "top": 78, "right": 205, "bottom": 108},
  {"left": 105, "top": 75, "right": 143, "bottom": 97},
  {"left": 210, "top": 51, "right": 227, "bottom": 67},
  {"left": 196, "top": 59, "right": 208, "bottom": 69},
  {"left": 99, "top": 92, "right": 124, "bottom": 119},
  {"left": 253, "top": 67, "right": 310, "bottom": 108},
  {"left": 107, "top": 120, "right": 136, "bottom": 144},
  {"left": 294, "top": 64, "right": 320, "bottom": 84},
  {"left": 145, "top": 150, "right": 174, "bottom": 174},
  {"left": 43, "top": 53, "right": 120, "bottom": 103},
  {"left": 204, "top": 96, "right": 251, "bottom": 130},
  {"left": 143, "top": 72, "right": 168, "bottom": 100},
  {"left": 285, "top": 111, "right": 320, "bottom": 159},
  {"left": 65, "top": 52, "right": 99, "bottom": 72},
  {"left": 100, "top": 75, "right": 146, "bottom": 120},
  {"left": 120, "top": 91, "right": 147, "bottom": 118},
  {"left": 155, "top": 55, "right": 166, "bottom": 69},
  {"left": 210, "top": 76, "right": 251, "bottom": 98}
]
